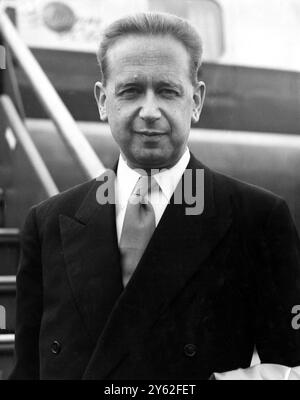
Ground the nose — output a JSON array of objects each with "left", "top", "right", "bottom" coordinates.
[{"left": 139, "top": 91, "right": 161, "bottom": 122}]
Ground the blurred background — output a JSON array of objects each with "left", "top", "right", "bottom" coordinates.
[
  {"left": 1, "top": 0, "right": 300, "bottom": 379},
  {"left": 4, "top": 0, "right": 300, "bottom": 69}
]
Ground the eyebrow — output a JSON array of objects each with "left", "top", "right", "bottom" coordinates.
[
  {"left": 156, "top": 79, "right": 184, "bottom": 91},
  {"left": 115, "top": 81, "right": 139, "bottom": 92},
  {"left": 115, "top": 77, "right": 184, "bottom": 93}
]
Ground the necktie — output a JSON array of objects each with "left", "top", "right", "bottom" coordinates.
[{"left": 119, "top": 175, "right": 158, "bottom": 287}]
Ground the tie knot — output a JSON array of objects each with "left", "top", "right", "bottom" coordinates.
[{"left": 132, "top": 175, "right": 159, "bottom": 202}]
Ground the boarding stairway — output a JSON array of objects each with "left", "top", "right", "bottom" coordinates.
[
  {"left": 0, "top": 184, "right": 19, "bottom": 378},
  {"left": 0, "top": 10, "right": 104, "bottom": 379},
  {"left": 0, "top": 229, "right": 18, "bottom": 335},
  {"left": 0, "top": 227, "right": 18, "bottom": 379},
  {"left": 1, "top": 8, "right": 300, "bottom": 380}
]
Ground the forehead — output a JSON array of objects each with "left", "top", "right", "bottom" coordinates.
[{"left": 105, "top": 34, "right": 191, "bottom": 84}]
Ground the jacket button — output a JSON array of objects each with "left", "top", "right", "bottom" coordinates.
[
  {"left": 51, "top": 340, "right": 61, "bottom": 355},
  {"left": 184, "top": 343, "right": 197, "bottom": 357}
]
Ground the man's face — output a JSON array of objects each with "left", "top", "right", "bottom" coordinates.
[{"left": 95, "top": 34, "right": 205, "bottom": 170}]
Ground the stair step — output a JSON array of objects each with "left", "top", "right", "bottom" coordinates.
[
  {"left": 0, "top": 276, "right": 16, "bottom": 332},
  {"left": 0, "top": 334, "right": 15, "bottom": 380},
  {"left": 0, "top": 189, "right": 4, "bottom": 228},
  {"left": 0, "top": 229, "right": 20, "bottom": 275},
  {"left": 0, "top": 228, "right": 20, "bottom": 243}
]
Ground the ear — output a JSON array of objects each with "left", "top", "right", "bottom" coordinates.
[
  {"left": 94, "top": 81, "right": 108, "bottom": 121},
  {"left": 192, "top": 81, "right": 206, "bottom": 123}
]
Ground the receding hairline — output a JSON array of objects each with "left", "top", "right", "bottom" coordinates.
[
  {"left": 96, "top": 12, "right": 203, "bottom": 85},
  {"left": 103, "top": 33, "right": 193, "bottom": 75}
]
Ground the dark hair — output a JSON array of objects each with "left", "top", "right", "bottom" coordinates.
[{"left": 96, "top": 12, "right": 203, "bottom": 86}]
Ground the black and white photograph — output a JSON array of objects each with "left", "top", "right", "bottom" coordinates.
[{"left": 0, "top": 0, "right": 300, "bottom": 383}]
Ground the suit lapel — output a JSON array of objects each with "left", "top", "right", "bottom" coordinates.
[
  {"left": 59, "top": 170, "right": 123, "bottom": 343},
  {"left": 83, "top": 154, "right": 233, "bottom": 379}
]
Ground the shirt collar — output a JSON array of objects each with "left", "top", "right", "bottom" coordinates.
[
  {"left": 154, "top": 148, "right": 190, "bottom": 202},
  {"left": 115, "top": 148, "right": 190, "bottom": 208},
  {"left": 115, "top": 154, "right": 141, "bottom": 210}
]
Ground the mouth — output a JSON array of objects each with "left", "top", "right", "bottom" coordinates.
[{"left": 134, "top": 130, "right": 168, "bottom": 137}]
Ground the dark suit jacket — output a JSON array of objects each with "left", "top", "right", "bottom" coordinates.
[{"left": 10, "top": 154, "right": 300, "bottom": 379}]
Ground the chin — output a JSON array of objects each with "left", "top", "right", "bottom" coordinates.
[
  {"left": 126, "top": 146, "right": 177, "bottom": 169},
  {"left": 134, "top": 154, "right": 174, "bottom": 170}
]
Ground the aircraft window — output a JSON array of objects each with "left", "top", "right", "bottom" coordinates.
[
  {"left": 148, "top": 0, "right": 224, "bottom": 61},
  {"left": 3, "top": 0, "right": 224, "bottom": 61}
]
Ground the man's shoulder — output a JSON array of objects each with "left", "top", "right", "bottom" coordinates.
[
  {"left": 191, "top": 153, "right": 283, "bottom": 209},
  {"left": 33, "top": 178, "right": 97, "bottom": 220},
  {"left": 210, "top": 167, "right": 286, "bottom": 221},
  {"left": 213, "top": 168, "right": 283, "bottom": 203}
]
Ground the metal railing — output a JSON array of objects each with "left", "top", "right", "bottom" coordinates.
[
  {"left": 0, "top": 334, "right": 15, "bottom": 353},
  {"left": 0, "top": 94, "right": 59, "bottom": 197},
  {"left": 0, "top": 10, "right": 105, "bottom": 180}
]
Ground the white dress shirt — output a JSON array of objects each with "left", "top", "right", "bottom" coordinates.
[
  {"left": 114, "top": 150, "right": 300, "bottom": 379},
  {"left": 212, "top": 364, "right": 300, "bottom": 380},
  {"left": 115, "top": 148, "right": 190, "bottom": 243}
]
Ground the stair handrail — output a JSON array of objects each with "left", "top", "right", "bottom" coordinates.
[
  {"left": 0, "top": 10, "right": 105, "bottom": 180},
  {"left": 0, "top": 95, "right": 59, "bottom": 197},
  {"left": 0, "top": 334, "right": 15, "bottom": 344}
]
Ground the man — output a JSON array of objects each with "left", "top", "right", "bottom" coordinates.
[{"left": 10, "top": 12, "right": 300, "bottom": 379}]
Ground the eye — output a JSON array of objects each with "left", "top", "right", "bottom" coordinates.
[
  {"left": 159, "top": 88, "right": 180, "bottom": 98},
  {"left": 118, "top": 87, "right": 141, "bottom": 97}
]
